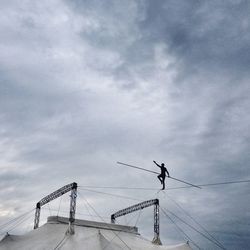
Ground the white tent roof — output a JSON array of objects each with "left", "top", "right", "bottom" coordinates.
[{"left": 0, "top": 216, "right": 192, "bottom": 250}]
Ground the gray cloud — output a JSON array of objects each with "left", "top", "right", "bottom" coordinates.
[{"left": 0, "top": 0, "right": 250, "bottom": 249}]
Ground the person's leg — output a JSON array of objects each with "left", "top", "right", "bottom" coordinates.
[
  {"left": 162, "top": 176, "right": 166, "bottom": 190},
  {"left": 157, "top": 175, "right": 163, "bottom": 184}
]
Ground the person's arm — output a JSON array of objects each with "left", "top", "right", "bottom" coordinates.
[{"left": 153, "top": 160, "right": 161, "bottom": 168}]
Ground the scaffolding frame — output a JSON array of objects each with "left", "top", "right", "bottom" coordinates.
[
  {"left": 111, "top": 199, "right": 161, "bottom": 245},
  {"left": 34, "top": 182, "right": 77, "bottom": 234}
]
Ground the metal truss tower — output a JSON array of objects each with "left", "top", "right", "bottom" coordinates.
[
  {"left": 111, "top": 199, "right": 162, "bottom": 245},
  {"left": 34, "top": 182, "right": 77, "bottom": 235}
]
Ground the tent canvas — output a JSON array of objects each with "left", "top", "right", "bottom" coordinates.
[{"left": 0, "top": 216, "right": 191, "bottom": 250}]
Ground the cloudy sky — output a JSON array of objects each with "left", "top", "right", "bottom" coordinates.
[{"left": 0, "top": 0, "right": 250, "bottom": 249}]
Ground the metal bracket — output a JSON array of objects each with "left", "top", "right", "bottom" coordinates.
[
  {"left": 34, "top": 182, "right": 77, "bottom": 235},
  {"left": 111, "top": 199, "right": 161, "bottom": 245}
]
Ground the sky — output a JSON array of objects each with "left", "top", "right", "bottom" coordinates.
[{"left": 0, "top": 0, "right": 250, "bottom": 249}]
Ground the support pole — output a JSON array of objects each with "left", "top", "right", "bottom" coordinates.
[
  {"left": 67, "top": 182, "right": 77, "bottom": 235},
  {"left": 111, "top": 214, "right": 115, "bottom": 224},
  {"left": 152, "top": 200, "right": 162, "bottom": 245},
  {"left": 34, "top": 202, "right": 41, "bottom": 229}
]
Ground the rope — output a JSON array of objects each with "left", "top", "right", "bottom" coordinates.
[
  {"left": 100, "top": 206, "right": 143, "bottom": 250},
  {"left": 0, "top": 209, "right": 35, "bottom": 233},
  {"left": 78, "top": 179, "right": 250, "bottom": 191},
  {"left": 134, "top": 209, "right": 142, "bottom": 227},
  {"left": 47, "top": 203, "right": 52, "bottom": 216},
  {"left": 78, "top": 185, "right": 159, "bottom": 190},
  {"left": 57, "top": 196, "right": 63, "bottom": 217},
  {"left": 42, "top": 207, "right": 110, "bottom": 219},
  {"left": 77, "top": 191, "right": 131, "bottom": 250},
  {"left": 78, "top": 187, "right": 142, "bottom": 201},
  {"left": 53, "top": 234, "right": 68, "bottom": 250},
  {"left": 198, "top": 180, "right": 250, "bottom": 187},
  {"left": 162, "top": 207, "right": 227, "bottom": 250},
  {"left": 160, "top": 207, "right": 203, "bottom": 250},
  {"left": 166, "top": 194, "right": 226, "bottom": 249},
  {"left": 7, "top": 212, "right": 34, "bottom": 233},
  {"left": 101, "top": 202, "right": 141, "bottom": 250},
  {"left": 78, "top": 191, "right": 128, "bottom": 250},
  {"left": 77, "top": 192, "right": 127, "bottom": 250},
  {"left": 82, "top": 199, "right": 95, "bottom": 221}
]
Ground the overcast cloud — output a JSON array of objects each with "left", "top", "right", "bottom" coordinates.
[{"left": 0, "top": 0, "right": 250, "bottom": 249}]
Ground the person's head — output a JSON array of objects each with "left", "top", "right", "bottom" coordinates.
[{"left": 161, "top": 163, "right": 164, "bottom": 167}]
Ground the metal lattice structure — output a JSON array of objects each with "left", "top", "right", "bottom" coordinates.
[
  {"left": 111, "top": 199, "right": 162, "bottom": 245},
  {"left": 34, "top": 182, "right": 77, "bottom": 234},
  {"left": 67, "top": 185, "right": 77, "bottom": 234}
]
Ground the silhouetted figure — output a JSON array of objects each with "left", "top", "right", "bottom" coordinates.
[{"left": 153, "top": 160, "right": 170, "bottom": 190}]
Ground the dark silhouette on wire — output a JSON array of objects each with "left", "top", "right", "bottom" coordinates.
[
  {"left": 117, "top": 162, "right": 201, "bottom": 189},
  {"left": 153, "top": 160, "right": 169, "bottom": 190}
]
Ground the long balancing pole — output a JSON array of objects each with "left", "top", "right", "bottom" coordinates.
[
  {"left": 117, "top": 162, "right": 201, "bottom": 189},
  {"left": 117, "top": 162, "right": 159, "bottom": 174}
]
